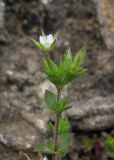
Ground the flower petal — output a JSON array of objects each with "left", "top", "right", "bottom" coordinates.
[
  {"left": 47, "top": 34, "right": 54, "bottom": 44},
  {"left": 39, "top": 36, "right": 47, "bottom": 45}
]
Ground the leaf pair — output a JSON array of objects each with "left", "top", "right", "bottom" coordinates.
[
  {"left": 43, "top": 47, "right": 87, "bottom": 88},
  {"left": 50, "top": 118, "right": 70, "bottom": 135},
  {"left": 36, "top": 133, "right": 72, "bottom": 157},
  {"left": 45, "top": 90, "right": 70, "bottom": 114}
]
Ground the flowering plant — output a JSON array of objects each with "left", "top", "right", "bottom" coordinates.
[{"left": 32, "top": 31, "right": 87, "bottom": 160}]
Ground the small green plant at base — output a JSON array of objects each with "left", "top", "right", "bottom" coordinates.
[
  {"left": 104, "top": 135, "right": 114, "bottom": 158},
  {"left": 81, "top": 131, "right": 114, "bottom": 160},
  {"left": 32, "top": 31, "right": 87, "bottom": 160}
]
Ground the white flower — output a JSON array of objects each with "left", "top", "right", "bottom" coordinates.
[
  {"left": 32, "top": 31, "right": 58, "bottom": 52},
  {"left": 43, "top": 157, "right": 48, "bottom": 160},
  {"left": 40, "top": 156, "right": 48, "bottom": 160},
  {"left": 39, "top": 34, "right": 54, "bottom": 48}
]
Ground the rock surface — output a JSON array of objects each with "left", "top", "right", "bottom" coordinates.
[
  {"left": 94, "top": 0, "right": 114, "bottom": 51},
  {"left": 0, "top": 0, "right": 4, "bottom": 28},
  {"left": 69, "top": 96, "right": 114, "bottom": 131},
  {"left": 0, "top": 0, "right": 8, "bottom": 44},
  {"left": 0, "top": 68, "right": 68, "bottom": 150},
  {"left": 0, "top": 70, "right": 51, "bottom": 150}
]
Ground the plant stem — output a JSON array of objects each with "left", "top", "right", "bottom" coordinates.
[
  {"left": 48, "top": 51, "right": 60, "bottom": 160},
  {"left": 52, "top": 88, "right": 61, "bottom": 160},
  {"left": 48, "top": 51, "right": 54, "bottom": 62}
]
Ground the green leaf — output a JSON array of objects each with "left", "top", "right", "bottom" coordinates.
[
  {"left": 57, "top": 133, "right": 73, "bottom": 157},
  {"left": 64, "top": 48, "right": 72, "bottom": 63},
  {"left": 44, "top": 90, "right": 57, "bottom": 110},
  {"left": 73, "top": 46, "right": 87, "bottom": 67},
  {"left": 43, "top": 47, "right": 87, "bottom": 88},
  {"left": 59, "top": 118, "right": 70, "bottom": 135},
  {"left": 36, "top": 140, "right": 54, "bottom": 154},
  {"left": 49, "top": 122, "right": 55, "bottom": 132},
  {"left": 44, "top": 89, "right": 70, "bottom": 113},
  {"left": 50, "top": 118, "right": 70, "bottom": 135},
  {"left": 52, "top": 99, "right": 70, "bottom": 114},
  {"left": 104, "top": 136, "right": 114, "bottom": 152},
  {"left": 60, "top": 100, "right": 71, "bottom": 112},
  {"left": 43, "top": 58, "right": 51, "bottom": 74},
  {"left": 60, "top": 48, "right": 72, "bottom": 69},
  {"left": 82, "top": 137, "right": 92, "bottom": 152},
  {"left": 43, "top": 58, "right": 57, "bottom": 75}
]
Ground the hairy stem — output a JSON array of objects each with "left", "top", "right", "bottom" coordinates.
[{"left": 52, "top": 88, "right": 61, "bottom": 160}]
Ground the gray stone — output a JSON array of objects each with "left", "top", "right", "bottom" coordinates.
[
  {"left": 0, "top": 0, "right": 4, "bottom": 28},
  {"left": 68, "top": 96, "right": 114, "bottom": 131},
  {"left": 0, "top": 97, "right": 49, "bottom": 150},
  {"left": 0, "top": 0, "right": 7, "bottom": 44},
  {"left": 0, "top": 69, "right": 68, "bottom": 151},
  {"left": 0, "top": 70, "right": 51, "bottom": 150},
  {"left": 93, "top": 0, "right": 114, "bottom": 51}
]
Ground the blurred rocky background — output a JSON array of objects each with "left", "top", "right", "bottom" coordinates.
[{"left": 0, "top": 0, "right": 114, "bottom": 160}]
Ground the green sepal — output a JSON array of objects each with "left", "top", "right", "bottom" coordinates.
[
  {"left": 31, "top": 38, "right": 44, "bottom": 50},
  {"left": 31, "top": 37, "right": 56, "bottom": 52},
  {"left": 49, "top": 32, "right": 58, "bottom": 51},
  {"left": 32, "top": 38, "right": 50, "bottom": 52},
  {"left": 41, "top": 29, "right": 46, "bottom": 36}
]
